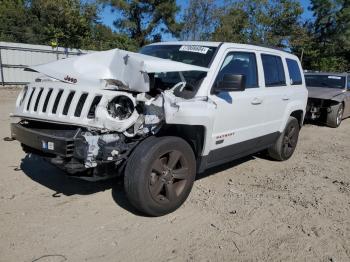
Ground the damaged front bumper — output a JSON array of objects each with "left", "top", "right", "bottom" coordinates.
[
  {"left": 305, "top": 98, "right": 334, "bottom": 121},
  {"left": 11, "top": 122, "right": 138, "bottom": 176}
]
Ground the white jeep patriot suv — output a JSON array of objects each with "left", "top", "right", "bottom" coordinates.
[{"left": 11, "top": 42, "right": 308, "bottom": 216}]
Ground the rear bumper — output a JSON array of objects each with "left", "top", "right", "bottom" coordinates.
[{"left": 11, "top": 123, "right": 77, "bottom": 157}]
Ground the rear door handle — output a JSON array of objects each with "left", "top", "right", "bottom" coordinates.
[
  {"left": 251, "top": 98, "right": 263, "bottom": 105},
  {"left": 282, "top": 97, "right": 290, "bottom": 101}
]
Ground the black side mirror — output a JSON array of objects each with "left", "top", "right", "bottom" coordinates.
[{"left": 215, "top": 74, "right": 246, "bottom": 93}]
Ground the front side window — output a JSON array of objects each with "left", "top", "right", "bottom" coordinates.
[
  {"left": 347, "top": 76, "right": 350, "bottom": 89},
  {"left": 216, "top": 52, "right": 258, "bottom": 88},
  {"left": 286, "top": 58, "right": 302, "bottom": 85},
  {"left": 261, "top": 54, "right": 286, "bottom": 87}
]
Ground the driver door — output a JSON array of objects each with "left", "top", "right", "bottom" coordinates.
[{"left": 208, "top": 51, "right": 274, "bottom": 165}]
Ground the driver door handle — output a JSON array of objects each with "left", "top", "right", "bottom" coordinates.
[
  {"left": 251, "top": 97, "right": 263, "bottom": 105},
  {"left": 282, "top": 96, "right": 290, "bottom": 101}
]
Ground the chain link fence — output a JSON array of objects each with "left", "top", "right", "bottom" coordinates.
[{"left": 0, "top": 41, "right": 91, "bottom": 86}]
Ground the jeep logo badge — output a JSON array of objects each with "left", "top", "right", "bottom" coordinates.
[{"left": 64, "top": 75, "right": 77, "bottom": 83}]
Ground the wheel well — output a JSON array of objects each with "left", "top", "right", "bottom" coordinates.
[
  {"left": 157, "top": 124, "right": 205, "bottom": 158},
  {"left": 290, "top": 110, "right": 304, "bottom": 127}
]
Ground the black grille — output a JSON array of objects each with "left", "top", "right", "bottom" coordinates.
[
  {"left": 87, "top": 95, "right": 102, "bottom": 118},
  {"left": 74, "top": 93, "right": 88, "bottom": 117},
  {"left": 42, "top": 89, "right": 53, "bottom": 113},
  {"left": 52, "top": 90, "right": 63, "bottom": 114},
  {"left": 26, "top": 87, "right": 36, "bottom": 110},
  {"left": 63, "top": 91, "right": 76, "bottom": 115},
  {"left": 34, "top": 88, "right": 44, "bottom": 112}
]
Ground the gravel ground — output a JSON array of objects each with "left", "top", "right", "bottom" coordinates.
[{"left": 0, "top": 88, "right": 349, "bottom": 262}]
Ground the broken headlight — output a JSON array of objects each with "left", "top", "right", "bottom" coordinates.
[{"left": 107, "top": 95, "right": 135, "bottom": 120}]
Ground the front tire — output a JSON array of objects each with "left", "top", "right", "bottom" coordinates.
[
  {"left": 124, "top": 136, "right": 196, "bottom": 216},
  {"left": 268, "top": 116, "right": 300, "bottom": 161},
  {"left": 326, "top": 103, "right": 344, "bottom": 128}
]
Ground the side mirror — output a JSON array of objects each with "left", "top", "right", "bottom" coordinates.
[{"left": 215, "top": 74, "right": 246, "bottom": 93}]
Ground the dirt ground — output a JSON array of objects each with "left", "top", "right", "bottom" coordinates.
[{"left": 0, "top": 88, "right": 349, "bottom": 262}]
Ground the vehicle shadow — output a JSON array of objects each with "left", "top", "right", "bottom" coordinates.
[
  {"left": 196, "top": 155, "right": 255, "bottom": 181},
  {"left": 20, "top": 154, "right": 114, "bottom": 196},
  {"left": 20, "top": 154, "right": 143, "bottom": 215},
  {"left": 303, "top": 119, "right": 327, "bottom": 127},
  {"left": 19, "top": 153, "right": 259, "bottom": 216}
]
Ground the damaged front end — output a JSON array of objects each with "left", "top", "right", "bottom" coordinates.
[
  {"left": 11, "top": 47, "right": 210, "bottom": 179},
  {"left": 306, "top": 98, "right": 331, "bottom": 121},
  {"left": 12, "top": 121, "right": 138, "bottom": 178},
  {"left": 305, "top": 83, "right": 347, "bottom": 122},
  {"left": 11, "top": 86, "right": 170, "bottom": 179},
  {"left": 306, "top": 96, "right": 345, "bottom": 122}
]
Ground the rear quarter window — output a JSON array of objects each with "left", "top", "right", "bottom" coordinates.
[
  {"left": 261, "top": 54, "right": 286, "bottom": 87},
  {"left": 286, "top": 58, "right": 302, "bottom": 85}
]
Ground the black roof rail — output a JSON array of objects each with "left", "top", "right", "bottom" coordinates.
[{"left": 232, "top": 43, "right": 292, "bottom": 54}]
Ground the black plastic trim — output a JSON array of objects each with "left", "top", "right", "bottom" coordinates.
[
  {"left": 11, "top": 123, "right": 78, "bottom": 157},
  {"left": 197, "top": 132, "right": 280, "bottom": 173}
]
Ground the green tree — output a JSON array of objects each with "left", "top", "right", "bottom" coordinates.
[
  {"left": 307, "top": 0, "right": 350, "bottom": 71},
  {"left": 266, "top": 0, "right": 305, "bottom": 48},
  {"left": 211, "top": 0, "right": 305, "bottom": 50},
  {"left": 310, "top": 0, "right": 337, "bottom": 48},
  {"left": 103, "top": 0, "right": 182, "bottom": 47},
  {"left": 84, "top": 24, "right": 138, "bottom": 51},
  {"left": 335, "top": 0, "right": 350, "bottom": 53},
  {"left": 211, "top": 7, "right": 249, "bottom": 43},
  {"left": 180, "top": 0, "right": 219, "bottom": 41},
  {"left": 0, "top": 0, "right": 32, "bottom": 43},
  {"left": 28, "top": 0, "right": 99, "bottom": 48},
  {"left": 0, "top": 0, "right": 137, "bottom": 51}
]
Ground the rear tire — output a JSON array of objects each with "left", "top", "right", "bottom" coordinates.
[
  {"left": 124, "top": 136, "right": 196, "bottom": 216},
  {"left": 268, "top": 116, "right": 300, "bottom": 161},
  {"left": 326, "top": 103, "right": 344, "bottom": 128}
]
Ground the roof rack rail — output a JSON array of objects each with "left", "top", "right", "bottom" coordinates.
[{"left": 246, "top": 43, "right": 292, "bottom": 54}]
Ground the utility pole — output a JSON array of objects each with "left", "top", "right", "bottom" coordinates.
[
  {"left": 0, "top": 47, "right": 5, "bottom": 86},
  {"left": 300, "top": 48, "right": 304, "bottom": 66}
]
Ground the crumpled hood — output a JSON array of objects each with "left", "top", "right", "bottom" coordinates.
[
  {"left": 307, "top": 86, "right": 345, "bottom": 100},
  {"left": 28, "top": 48, "right": 209, "bottom": 92}
]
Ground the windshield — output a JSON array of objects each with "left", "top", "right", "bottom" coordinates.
[
  {"left": 139, "top": 45, "right": 217, "bottom": 98},
  {"left": 305, "top": 75, "right": 346, "bottom": 89},
  {"left": 139, "top": 44, "right": 217, "bottom": 68}
]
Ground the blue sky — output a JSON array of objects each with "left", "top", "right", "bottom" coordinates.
[{"left": 101, "top": 0, "right": 313, "bottom": 34}]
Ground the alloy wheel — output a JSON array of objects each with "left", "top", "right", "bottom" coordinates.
[
  {"left": 282, "top": 123, "right": 298, "bottom": 157},
  {"left": 149, "top": 150, "right": 189, "bottom": 204},
  {"left": 336, "top": 104, "right": 344, "bottom": 126}
]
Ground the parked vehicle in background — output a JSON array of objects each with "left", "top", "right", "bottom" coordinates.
[
  {"left": 305, "top": 72, "right": 350, "bottom": 127},
  {"left": 10, "top": 42, "right": 308, "bottom": 216}
]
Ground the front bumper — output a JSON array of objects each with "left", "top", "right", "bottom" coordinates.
[
  {"left": 11, "top": 123, "right": 77, "bottom": 157},
  {"left": 305, "top": 98, "right": 333, "bottom": 121},
  {"left": 11, "top": 122, "right": 138, "bottom": 175}
]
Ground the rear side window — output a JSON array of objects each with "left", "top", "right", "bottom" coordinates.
[
  {"left": 261, "top": 54, "right": 286, "bottom": 87},
  {"left": 216, "top": 52, "right": 258, "bottom": 88},
  {"left": 286, "top": 59, "right": 302, "bottom": 85}
]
